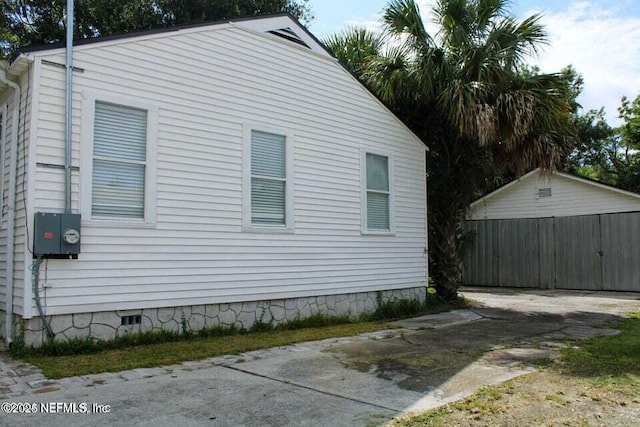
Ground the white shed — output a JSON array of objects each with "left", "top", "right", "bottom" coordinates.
[
  {"left": 465, "top": 169, "right": 640, "bottom": 292},
  {"left": 0, "top": 14, "right": 428, "bottom": 346}
]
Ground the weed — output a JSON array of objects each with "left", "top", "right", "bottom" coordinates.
[
  {"left": 10, "top": 325, "right": 238, "bottom": 358},
  {"left": 372, "top": 294, "right": 423, "bottom": 320},
  {"left": 279, "top": 313, "right": 355, "bottom": 330},
  {"left": 371, "top": 287, "right": 468, "bottom": 321},
  {"left": 544, "top": 394, "right": 570, "bottom": 406}
]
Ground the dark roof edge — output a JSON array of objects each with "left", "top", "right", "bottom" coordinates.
[{"left": 14, "top": 12, "right": 293, "bottom": 57}]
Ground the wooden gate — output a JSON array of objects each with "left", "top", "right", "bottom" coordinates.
[{"left": 462, "top": 212, "right": 640, "bottom": 291}]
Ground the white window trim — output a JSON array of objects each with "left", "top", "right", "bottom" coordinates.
[
  {"left": 242, "top": 123, "right": 294, "bottom": 233},
  {"left": 361, "top": 148, "right": 396, "bottom": 235},
  {"left": 0, "top": 103, "right": 6, "bottom": 228},
  {"left": 80, "top": 91, "right": 158, "bottom": 227}
]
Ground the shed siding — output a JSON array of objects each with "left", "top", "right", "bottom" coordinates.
[
  {"left": 30, "top": 26, "right": 427, "bottom": 315},
  {"left": 469, "top": 173, "right": 640, "bottom": 220}
]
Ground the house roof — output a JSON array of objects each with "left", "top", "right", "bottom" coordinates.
[
  {"left": 2, "top": 13, "right": 428, "bottom": 151},
  {"left": 13, "top": 13, "right": 333, "bottom": 59},
  {"left": 470, "top": 168, "right": 640, "bottom": 209}
]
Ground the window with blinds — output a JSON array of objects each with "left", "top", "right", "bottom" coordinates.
[
  {"left": 366, "top": 153, "right": 390, "bottom": 231},
  {"left": 92, "top": 102, "right": 147, "bottom": 219},
  {"left": 251, "top": 130, "right": 286, "bottom": 225}
]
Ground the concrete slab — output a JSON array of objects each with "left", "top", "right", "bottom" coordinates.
[
  {"left": 0, "top": 366, "right": 395, "bottom": 427},
  {"left": 391, "top": 309, "right": 482, "bottom": 329},
  {"left": 2, "top": 287, "right": 639, "bottom": 426},
  {"left": 222, "top": 349, "right": 424, "bottom": 412}
]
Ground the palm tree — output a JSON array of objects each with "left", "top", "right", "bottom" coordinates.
[{"left": 325, "top": 0, "right": 575, "bottom": 300}]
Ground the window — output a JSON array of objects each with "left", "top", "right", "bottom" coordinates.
[
  {"left": 92, "top": 102, "right": 147, "bottom": 219},
  {"left": 242, "top": 126, "right": 293, "bottom": 231},
  {"left": 251, "top": 130, "right": 286, "bottom": 225},
  {"left": 362, "top": 151, "right": 394, "bottom": 233}
]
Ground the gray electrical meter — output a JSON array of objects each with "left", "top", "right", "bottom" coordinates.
[{"left": 33, "top": 213, "right": 81, "bottom": 257}]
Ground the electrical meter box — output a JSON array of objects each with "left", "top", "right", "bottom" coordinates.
[{"left": 33, "top": 213, "right": 81, "bottom": 258}]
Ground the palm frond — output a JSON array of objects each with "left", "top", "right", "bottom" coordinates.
[
  {"left": 364, "top": 44, "right": 415, "bottom": 106},
  {"left": 383, "top": 0, "right": 435, "bottom": 54},
  {"left": 322, "top": 26, "right": 385, "bottom": 75}
]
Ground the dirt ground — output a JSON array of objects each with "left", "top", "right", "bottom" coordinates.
[
  {"left": 386, "top": 287, "right": 640, "bottom": 427},
  {"left": 392, "top": 369, "right": 640, "bottom": 427}
]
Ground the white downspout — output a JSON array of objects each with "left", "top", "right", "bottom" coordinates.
[{"left": 0, "top": 70, "right": 21, "bottom": 347}]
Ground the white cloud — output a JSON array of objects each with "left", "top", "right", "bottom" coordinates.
[{"left": 527, "top": 1, "right": 640, "bottom": 124}]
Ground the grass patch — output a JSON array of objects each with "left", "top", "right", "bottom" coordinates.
[
  {"left": 20, "top": 321, "right": 391, "bottom": 379},
  {"left": 392, "top": 406, "right": 451, "bottom": 427},
  {"left": 558, "top": 313, "right": 640, "bottom": 394},
  {"left": 393, "top": 387, "right": 504, "bottom": 426},
  {"left": 451, "top": 386, "right": 504, "bottom": 414}
]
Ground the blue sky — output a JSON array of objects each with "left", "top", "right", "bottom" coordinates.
[{"left": 307, "top": 1, "right": 640, "bottom": 125}]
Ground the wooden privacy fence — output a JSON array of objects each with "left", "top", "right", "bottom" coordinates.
[{"left": 462, "top": 211, "right": 640, "bottom": 291}]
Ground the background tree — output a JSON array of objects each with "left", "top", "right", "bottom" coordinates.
[
  {"left": 326, "top": 0, "right": 575, "bottom": 300},
  {"left": 560, "top": 70, "right": 640, "bottom": 195},
  {"left": 614, "top": 94, "right": 640, "bottom": 192},
  {"left": 0, "top": 0, "right": 313, "bottom": 58}
]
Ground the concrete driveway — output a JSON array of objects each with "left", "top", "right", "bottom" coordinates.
[{"left": 2, "top": 287, "right": 639, "bottom": 427}]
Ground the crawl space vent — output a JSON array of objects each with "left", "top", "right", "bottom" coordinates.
[
  {"left": 538, "top": 188, "right": 552, "bottom": 198},
  {"left": 121, "top": 315, "right": 142, "bottom": 326}
]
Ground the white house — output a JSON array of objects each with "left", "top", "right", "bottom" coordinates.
[
  {"left": 469, "top": 168, "right": 640, "bottom": 220},
  {"left": 0, "top": 14, "right": 428, "bottom": 346}
]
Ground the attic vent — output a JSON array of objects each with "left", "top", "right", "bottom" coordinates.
[
  {"left": 538, "top": 188, "right": 552, "bottom": 198},
  {"left": 267, "top": 27, "right": 309, "bottom": 48}
]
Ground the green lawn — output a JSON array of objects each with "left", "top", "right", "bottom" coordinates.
[
  {"left": 23, "top": 321, "right": 393, "bottom": 379},
  {"left": 560, "top": 312, "right": 640, "bottom": 393}
]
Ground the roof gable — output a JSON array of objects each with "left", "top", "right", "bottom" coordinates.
[
  {"left": 469, "top": 169, "right": 640, "bottom": 220},
  {"left": 2, "top": 14, "right": 427, "bottom": 151}
]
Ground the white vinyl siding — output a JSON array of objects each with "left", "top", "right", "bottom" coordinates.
[
  {"left": 27, "top": 22, "right": 426, "bottom": 316},
  {"left": 251, "top": 130, "right": 286, "bottom": 225},
  {"left": 92, "top": 102, "right": 147, "bottom": 218}
]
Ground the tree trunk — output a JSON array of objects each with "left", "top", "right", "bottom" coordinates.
[
  {"left": 429, "top": 209, "right": 465, "bottom": 301},
  {"left": 426, "top": 137, "right": 485, "bottom": 301}
]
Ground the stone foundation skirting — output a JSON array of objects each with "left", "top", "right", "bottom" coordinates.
[{"left": 11, "top": 287, "right": 426, "bottom": 347}]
